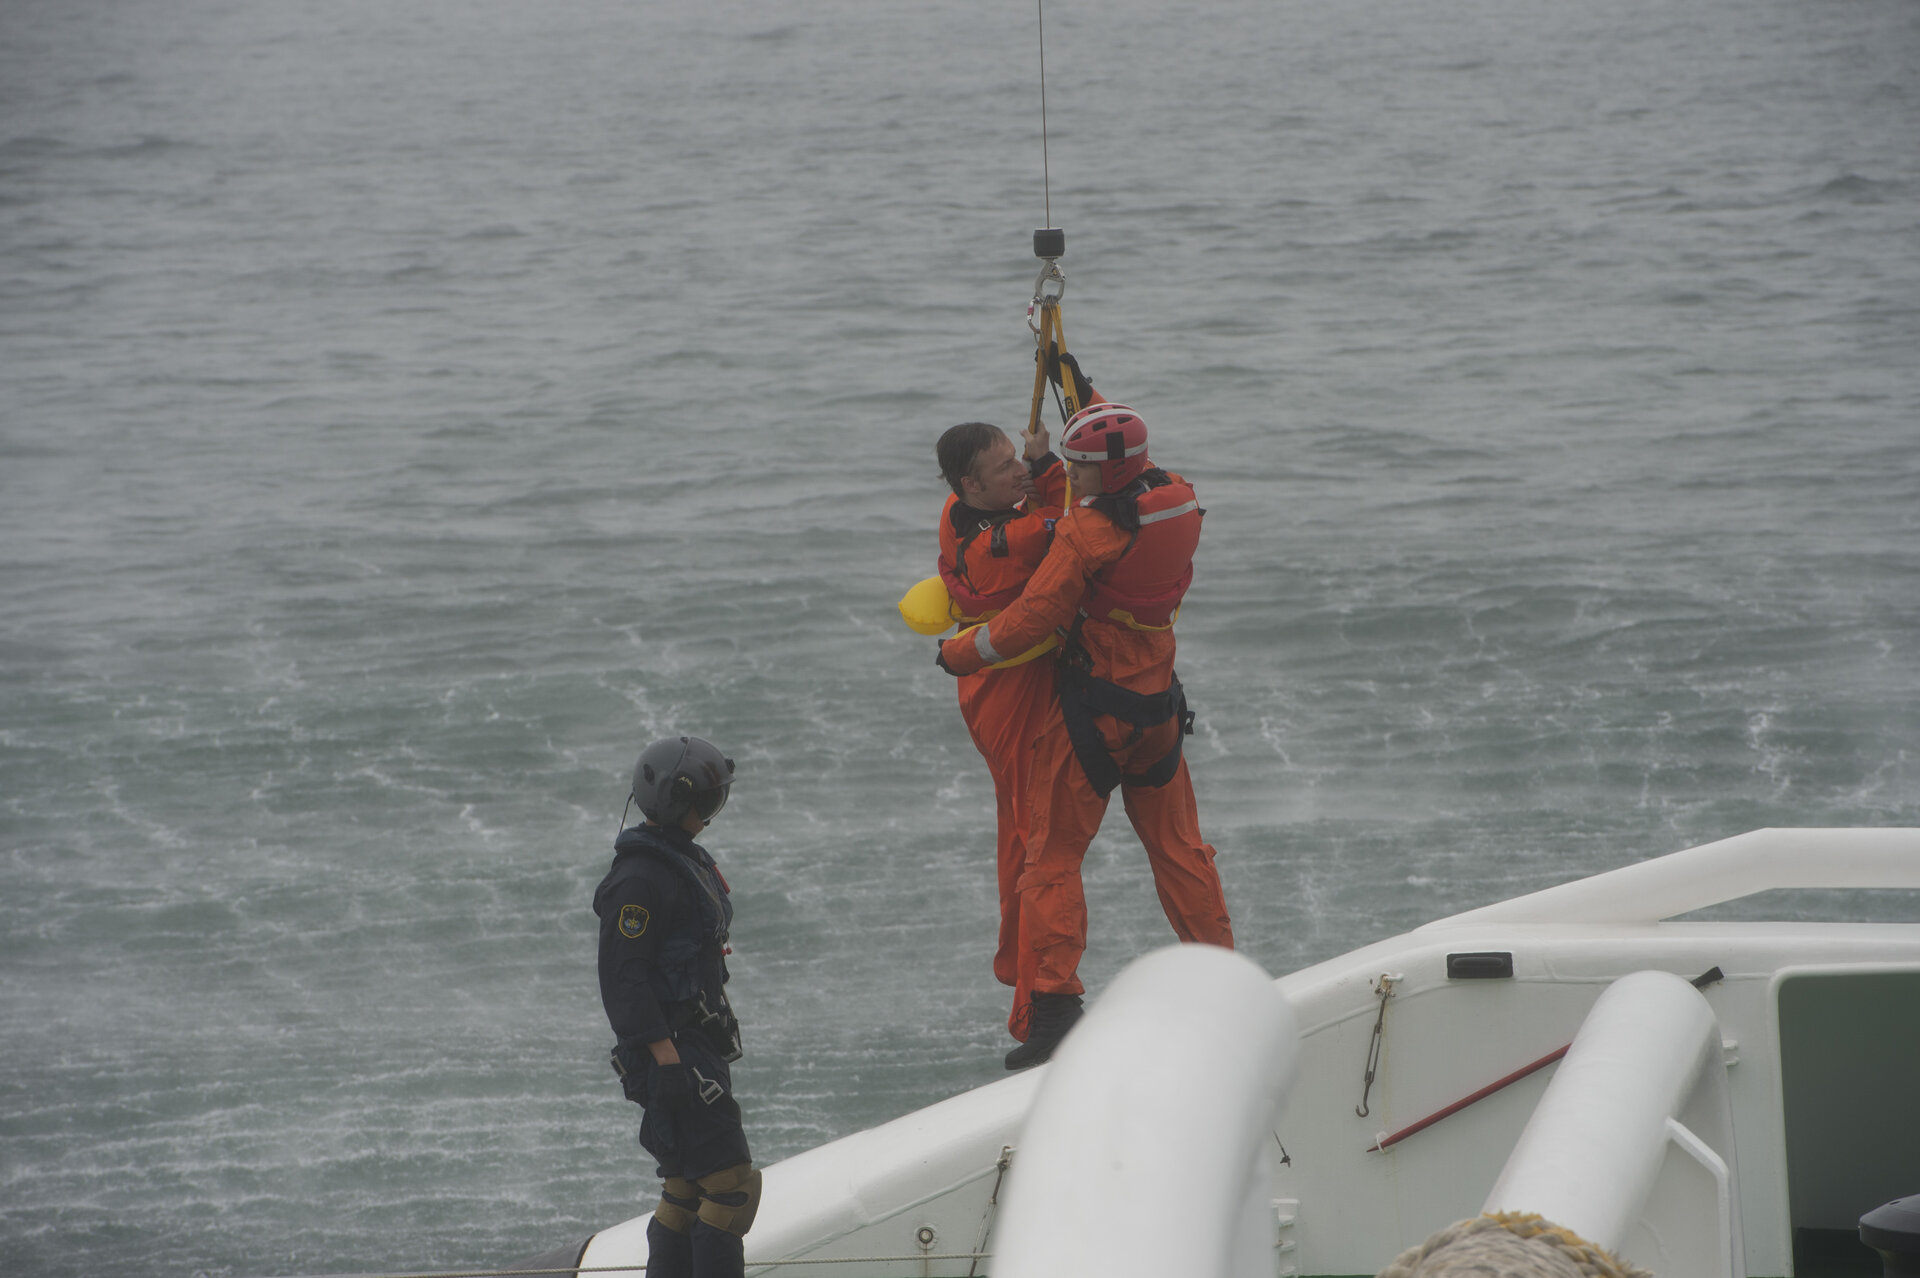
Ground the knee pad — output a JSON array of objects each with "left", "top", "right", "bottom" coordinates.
[
  {"left": 652, "top": 1176, "right": 700, "bottom": 1235},
  {"left": 694, "top": 1162, "right": 762, "bottom": 1238}
]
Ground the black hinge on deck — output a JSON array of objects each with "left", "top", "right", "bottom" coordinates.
[{"left": 1446, "top": 951, "right": 1515, "bottom": 980}]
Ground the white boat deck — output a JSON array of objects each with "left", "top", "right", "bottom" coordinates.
[{"left": 574, "top": 828, "right": 1920, "bottom": 1278}]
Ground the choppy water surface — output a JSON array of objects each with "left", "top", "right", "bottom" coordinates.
[{"left": 2, "top": 0, "right": 1916, "bottom": 1272}]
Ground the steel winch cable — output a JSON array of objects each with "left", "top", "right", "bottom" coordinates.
[
  {"left": 1036, "top": 0, "right": 1052, "bottom": 229},
  {"left": 1023, "top": 0, "right": 1080, "bottom": 449}
]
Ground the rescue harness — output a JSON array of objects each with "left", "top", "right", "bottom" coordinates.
[
  {"left": 1054, "top": 469, "right": 1203, "bottom": 798},
  {"left": 1056, "top": 661, "right": 1194, "bottom": 798}
]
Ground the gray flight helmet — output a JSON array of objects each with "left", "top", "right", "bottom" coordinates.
[{"left": 632, "top": 735, "right": 736, "bottom": 826}]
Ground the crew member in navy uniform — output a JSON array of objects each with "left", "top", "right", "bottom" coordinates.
[{"left": 595, "top": 735, "right": 759, "bottom": 1278}]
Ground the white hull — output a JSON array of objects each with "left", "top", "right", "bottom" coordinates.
[{"left": 571, "top": 828, "right": 1920, "bottom": 1277}]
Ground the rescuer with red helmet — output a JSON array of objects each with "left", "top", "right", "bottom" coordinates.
[{"left": 937, "top": 398, "right": 1235, "bottom": 1070}]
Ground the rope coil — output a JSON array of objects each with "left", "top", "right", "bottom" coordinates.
[{"left": 1376, "top": 1212, "right": 1652, "bottom": 1278}]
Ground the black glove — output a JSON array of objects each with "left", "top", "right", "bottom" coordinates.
[
  {"left": 935, "top": 644, "right": 959, "bottom": 677},
  {"left": 1044, "top": 347, "right": 1092, "bottom": 401},
  {"left": 649, "top": 1061, "right": 698, "bottom": 1117}
]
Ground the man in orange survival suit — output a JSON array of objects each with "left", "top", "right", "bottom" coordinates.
[
  {"left": 936, "top": 401, "right": 1234, "bottom": 1070},
  {"left": 933, "top": 413, "right": 1069, "bottom": 1047}
]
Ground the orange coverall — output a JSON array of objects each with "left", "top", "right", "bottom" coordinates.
[
  {"left": 939, "top": 476, "right": 1234, "bottom": 1001},
  {"left": 937, "top": 460, "right": 1067, "bottom": 1038}
]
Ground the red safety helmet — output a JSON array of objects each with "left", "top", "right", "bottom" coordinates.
[{"left": 1059, "top": 403, "right": 1150, "bottom": 494}]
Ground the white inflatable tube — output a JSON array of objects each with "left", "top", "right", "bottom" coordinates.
[{"left": 993, "top": 944, "right": 1299, "bottom": 1278}]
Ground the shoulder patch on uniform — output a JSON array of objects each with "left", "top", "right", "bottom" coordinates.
[{"left": 618, "top": 903, "right": 650, "bottom": 939}]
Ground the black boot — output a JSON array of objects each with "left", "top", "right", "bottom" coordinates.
[
  {"left": 1004, "top": 992, "right": 1083, "bottom": 1070},
  {"left": 690, "top": 1219, "right": 745, "bottom": 1278},
  {"left": 644, "top": 1217, "right": 693, "bottom": 1278}
]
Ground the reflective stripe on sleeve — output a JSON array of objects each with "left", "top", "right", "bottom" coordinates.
[
  {"left": 973, "top": 625, "right": 1006, "bottom": 664},
  {"left": 1135, "top": 499, "right": 1199, "bottom": 526}
]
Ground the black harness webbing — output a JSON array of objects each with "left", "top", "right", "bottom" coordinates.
[
  {"left": 1087, "top": 468, "right": 1174, "bottom": 537},
  {"left": 1056, "top": 661, "right": 1195, "bottom": 799}
]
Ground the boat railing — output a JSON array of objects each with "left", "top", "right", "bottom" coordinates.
[
  {"left": 1481, "top": 968, "right": 1742, "bottom": 1277},
  {"left": 992, "top": 944, "right": 1300, "bottom": 1278},
  {"left": 1424, "top": 827, "right": 1920, "bottom": 927}
]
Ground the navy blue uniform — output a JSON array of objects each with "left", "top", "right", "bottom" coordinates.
[{"left": 594, "top": 823, "right": 751, "bottom": 1183}]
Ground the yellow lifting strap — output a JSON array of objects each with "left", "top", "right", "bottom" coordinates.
[{"left": 1025, "top": 255, "right": 1082, "bottom": 451}]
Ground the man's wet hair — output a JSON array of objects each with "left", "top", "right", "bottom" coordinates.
[{"left": 936, "top": 422, "right": 1009, "bottom": 499}]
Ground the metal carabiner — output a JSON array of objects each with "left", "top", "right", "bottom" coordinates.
[
  {"left": 1028, "top": 260, "right": 1067, "bottom": 335},
  {"left": 1032, "top": 258, "right": 1066, "bottom": 309}
]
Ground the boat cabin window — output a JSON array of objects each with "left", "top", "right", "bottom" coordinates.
[{"left": 1778, "top": 969, "right": 1920, "bottom": 1276}]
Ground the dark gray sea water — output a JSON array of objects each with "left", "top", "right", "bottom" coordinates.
[{"left": 3, "top": 0, "right": 1916, "bottom": 1273}]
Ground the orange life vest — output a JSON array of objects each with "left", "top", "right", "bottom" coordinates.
[
  {"left": 1076, "top": 470, "right": 1201, "bottom": 631},
  {"left": 938, "top": 495, "right": 1059, "bottom": 624}
]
